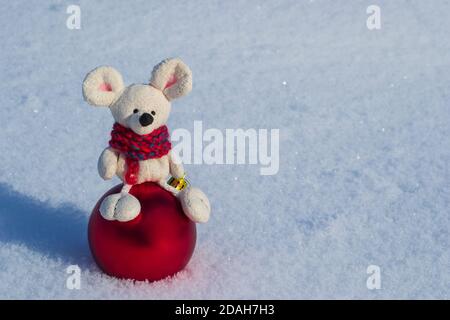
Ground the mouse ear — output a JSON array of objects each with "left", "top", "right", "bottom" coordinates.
[
  {"left": 150, "top": 58, "right": 192, "bottom": 101},
  {"left": 83, "top": 66, "right": 124, "bottom": 107}
]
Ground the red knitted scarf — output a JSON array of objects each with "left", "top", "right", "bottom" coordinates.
[{"left": 109, "top": 123, "right": 171, "bottom": 185}]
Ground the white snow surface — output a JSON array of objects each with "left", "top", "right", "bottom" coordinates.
[{"left": 0, "top": 0, "right": 449, "bottom": 299}]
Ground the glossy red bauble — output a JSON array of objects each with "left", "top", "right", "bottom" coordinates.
[{"left": 88, "top": 182, "right": 196, "bottom": 281}]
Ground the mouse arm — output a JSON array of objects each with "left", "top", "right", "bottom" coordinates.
[
  {"left": 98, "top": 147, "right": 119, "bottom": 180},
  {"left": 168, "top": 150, "right": 185, "bottom": 179}
]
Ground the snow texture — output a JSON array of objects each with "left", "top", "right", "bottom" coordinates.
[{"left": 0, "top": 0, "right": 449, "bottom": 299}]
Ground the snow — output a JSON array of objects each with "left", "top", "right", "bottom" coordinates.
[{"left": 0, "top": 0, "right": 449, "bottom": 299}]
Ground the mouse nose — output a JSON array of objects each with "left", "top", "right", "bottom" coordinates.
[{"left": 139, "top": 113, "right": 154, "bottom": 127}]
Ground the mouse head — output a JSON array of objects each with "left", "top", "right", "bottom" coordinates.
[{"left": 83, "top": 58, "right": 192, "bottom": 135}]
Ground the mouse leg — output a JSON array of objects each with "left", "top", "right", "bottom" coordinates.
[{"left": 99, "top": 184, "right": 141, "bottom": 222}]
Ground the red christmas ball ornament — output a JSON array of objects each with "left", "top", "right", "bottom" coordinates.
[{"left": 88, "top": 182, "right": 196, "bottom": 281}]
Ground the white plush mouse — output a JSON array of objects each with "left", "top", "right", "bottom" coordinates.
[{"left": 83, "top": 58, "right": 210, "bottom": 223}]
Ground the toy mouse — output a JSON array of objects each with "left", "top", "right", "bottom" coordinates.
[{"left": 82, "top": 58, "right": 210, "bottom": 224}]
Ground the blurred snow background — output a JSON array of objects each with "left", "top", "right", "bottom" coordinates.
[{"left": 0, "top": 0, "right": 449, "bottom": 299}]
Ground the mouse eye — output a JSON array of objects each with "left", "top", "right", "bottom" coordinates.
[
  {"left": 151, "top": 111, "right": 156, "bottom": 116},
  {"left": 133, "top": 109, "right": 139, "bottom": 114}
]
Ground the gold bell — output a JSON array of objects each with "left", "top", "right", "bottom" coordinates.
[{"left": 167, "top": 174, "right": 189, "bottom": 191}]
